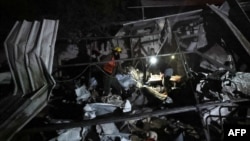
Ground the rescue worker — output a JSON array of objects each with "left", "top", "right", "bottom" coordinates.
[
  {"left": 159, "top": 62, "right": 174, "bottom": 94},
  {"left": 101, "top": 47, "right": 123, "bottom": 96}
]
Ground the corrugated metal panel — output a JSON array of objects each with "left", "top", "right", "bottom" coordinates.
[
  {"left": 4, "top": 22, "right": 22, "bottom": 95},
  {"left": 4, "top": 20, "right": 59, "bottom": 95},
  {"left": 0, "top": 19, "right": 59, "bottom": 141}
]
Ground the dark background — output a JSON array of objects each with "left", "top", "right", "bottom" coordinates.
[{"left": 0, "top": 0, "right": 228, "bottom": 43}]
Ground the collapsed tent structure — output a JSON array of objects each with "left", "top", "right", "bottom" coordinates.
[{"left": 0, "top": 0, "right": 250, "bottom": 141}]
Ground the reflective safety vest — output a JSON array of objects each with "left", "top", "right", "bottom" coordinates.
[{"left": 103, "top": 57, "right": 116, "bottom": 74}]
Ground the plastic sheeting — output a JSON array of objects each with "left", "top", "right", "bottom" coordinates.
[
  {"left": 83, "top": 100, "right": 132, "bottom": 120},
  {"left": 75, "top": 85, "right": 91, "bottom": 103},
  {"left": 97, "top": 123, "right": 131, "bottom": 141},
  {"left": 83, "top": 103, "right": 118, "bottom": 120},
  {"left": 49, "top": 127, "right": 89, "bottom": 141},
  {"left": 116, "top": 74, "right": 137, "bottom": 90}
]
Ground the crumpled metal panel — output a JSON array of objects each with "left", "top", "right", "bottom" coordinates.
[
  {"left": 208, "top": 4, "right": 250, "bottom": 57},
  {"left": 4, "top": 20, "right": 58, "bottom": 95},
  {"left": 0, "top": 19, "right": 58, "bottom": 140},
  {"left": 222, "top": 72, "right": 250, "bottom": 96}
]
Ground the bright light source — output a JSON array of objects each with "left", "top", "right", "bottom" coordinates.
[
  {"left": 171, "top": 55, "right": 175, "bottom": 59},
  {"left": 150, "top": 56, "right": 157, "bottom": 64}
]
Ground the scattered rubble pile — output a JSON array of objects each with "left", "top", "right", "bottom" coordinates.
[
  {"left": 41, "top": 66, "right": 249, "bottom": 141},
  {"left": 0, "top": 0, "right": 250, "bottom": 141}
]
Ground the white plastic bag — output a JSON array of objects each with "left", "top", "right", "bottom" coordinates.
[{"left": 75, "top": 85, "right": 90, "bottom": 103}]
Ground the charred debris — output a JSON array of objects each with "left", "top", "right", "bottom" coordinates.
[{"left": 0, "top": 0, "right": 250, "bottom": 141}]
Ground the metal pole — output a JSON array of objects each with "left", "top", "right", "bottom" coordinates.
[
  {"left": 124, "top": 9, "right": 202, "bottom": 26},
  {"left": 19, "top": 99, "right": 249, "bottom": 133},
  {"left": 142, "top": 7, "right": 145, "bottom": 20},
  {"left": 174, "top": 31, "right": 210, "bottom": 140},
  {"left": 173, "top": 32, "right": 189, "bottom": 77},
  {"left": 56, "top": 51, "right": 193, "bottom": 69},
  {"left": 57, "top": 32, "right": 161, "bottom": 42}
]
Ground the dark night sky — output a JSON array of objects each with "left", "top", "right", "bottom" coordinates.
[
  {"left": 0, "top": 0, "right": 142, "bottom": 41},
  {"left": 0, "top": 0, "right": 229, "bottom": 46},
  {"left": 0, "top": 0, "right": 217, "bottom": 40}
]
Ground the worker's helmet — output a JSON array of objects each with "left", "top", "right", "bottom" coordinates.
[{"left": 113, "top": 47, "right": 122, "bottom": 53}]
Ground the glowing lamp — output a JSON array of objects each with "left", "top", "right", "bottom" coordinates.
[{"left": 150, "top": 56, "right": 157, "bottom": 64}]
